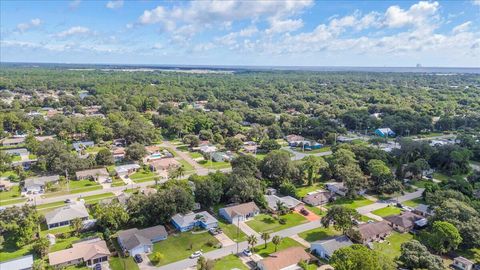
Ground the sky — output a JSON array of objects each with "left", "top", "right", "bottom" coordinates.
[{"left": 1, "top": 0, "right": 479, "bottom": 67}]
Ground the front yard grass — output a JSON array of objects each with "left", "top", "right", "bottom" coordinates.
[
  {"left": 218, "top": 219, "right": 247, "bottom": 242},
  {"left": 304, "top": 205, "right": 325, "bottom": 216},
  {"left": 295, "top": 183, "right": 324, "bottom": 198},
  {"left": 110, "top": 238, "right": 140, "bottom": 270},
  {"left": 213, "top": 254, "right": 248, "bottom": 270},
  {"left": 254, "top": 237, "right": 304, "bottom": 257},
  {"left": 130, "top": 169, "right": 157, "bottom": 183},
  {"left": 198, "top": 160, "right": 231, "bottom": 170},
  {"left": 373, "top": 232, "right": 413, "bottom": 260},
  {"left": 246, "top": 213, "right": 308, "bottom": 233},
  {"left": 148, "top": 231, "right": 220, "bottom": 266},
  {"left": 81, "top": 192, "right": 115, "bottom": 204},
  {"left": 189, "top": 152, "right": 203, "bottom": 159},
  {"left": 371, "top": 206, "right": 403, "bottom": 217},
  {"left": 0, "top": 186, "right": 26, "bottom": 206},
  {"left": 402, "top": 198, "right": 425, "bottom": 207},
  {"left": 326, "top": 196, "right": 374, "bottom": 209},
  {"left": 298, "top": 226, "right": 340, "bottom": 242},
  {"left": 42, "top": 180, "right": 102, "bottom": 198}
]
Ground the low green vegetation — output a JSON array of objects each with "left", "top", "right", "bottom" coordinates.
[
  {"left": 327, "top": 196, "right": 374, "bottom": 209},
  {"left": 218, "top": 219, "right": 247, "bottom": 242},
  {"left": 254, "top": 237, "right": 304, "bottom": 257},
  {"left": 402, "top": 198, "right": 425, "bottom": 207},
  {"left": 109, "top": 256, "right": 139, "bottom": 270},
  {"left": 373, "top": 232, "right": 414, "bottom": 260},
  {"left": 371, "top": 206, "right": 403, "bottom": 217},
  {"left": 130, "top": 169, "right": 157, "bottom": 183},
  {"left": 0, "top": 186, "right": 24, "bottom": 206},
  {"left": 298, "top": 227, "right": 340, "bottom": 242},
  {"left": 42, "top": 179, "right": 102, "bottom": 198},
  {"left": 82, "top": 192, "right": 115, "bottom": 204},
  {"left": 148, "top": 231, "right": 220, "bottom": 266},
  {"left": 198, "top": 160, "right": 232, "bottom": 169},
  {"left": 213, "top": 254, "right": 248, "bottom": 270},
  {"left": 246, "top": 213, "right": 308, "bottom": 233},
  {"left": 295, "top": 183, "right": 324, "bottom": 198},
  {"left": 304, "top": 205, "right": 325, "bottom": 216}
]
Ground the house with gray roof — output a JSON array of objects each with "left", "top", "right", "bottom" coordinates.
[
  {"left": 44, "top": 202, "right": 89, "bottom": 229},
  {"left": 265, "top": 195, "right": 304, "bottom": 211},
  {"left": 117, "top": 225, "right": 168, "bottom": 256},
  {"left": 23, "top": 175, "right": 60, "bottom": 194},
  {"left": 114, "top": 164, "right": 140, "bottom": 176},
  {"left": 0, "top": 254, "right": 33, "bottom": 270},
  {"left": 75, "top": 168, "right": 109, "bottom": 181},
  {"left": 413, "top": 204, "right": 434, "bottom": 218},
  {"left": 171, "top": 211, "right": 218, "bottom": 232},
  {"left": 311, "top": 235, "right": 353, "bottom": 260},
  {"left": 219, "top": 202, "right": 260, "bottom": 223}
]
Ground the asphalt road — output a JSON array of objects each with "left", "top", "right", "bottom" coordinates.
[{"left": 356, "top": 188, "right": 424, "bottom": 215}]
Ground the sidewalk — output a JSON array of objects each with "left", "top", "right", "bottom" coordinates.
[{"left": 237, "top": 221, "right": 260, "bottom": 238}]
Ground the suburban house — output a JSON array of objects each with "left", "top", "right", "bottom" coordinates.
[
  {"left": 265, "top": 195, "right": 304, "bottom": 211},
  {"left": 285, "top": 134, "right": 305, "bottom": 146},
  {"left": 452, "top": 256, "right": 474, "bottom": 270},
  {"left": 296, "top": 141, "right": 323, "bottom": 150},
  {"left": 145, "top": 145, "right": 162, "bottom": 155},
  {"left": 311, "top": 235, "right": 353, "bottom": 260},
  {"left": 48, "top": 238, "right": 110, "bottom": 268},
  {"left": 44, "top": 202, "right": 89, "bottom": 229},
  {"left": 0, "top": 255, "right": 33, "bottom": 270},
  {"left": 114, "top": 164, "right": 140, "bottom": 177},
  {"left": 149, "top": 158, "right": 180, "bottom": 172},
  {"left": 23, "top": 175, "right": 60, "bottom": 194},
  {"left": 3, "top": 148, "right": 29, "bottom": 159},
  {"left": 1, "top": 136, "right": 26, "bottom": 146},
  {"left": 243, "top": 141, "right": 258, "bottom": 154},
  {"left": 197, "top": 145, "right": 217, "bottom": 155},
  {"left": 117, "top": 225, "right": 168, "bottom": 256},
  {"left": 171, "top": 211, "right": 218, "bottom": 232},
  {"left": 112, "top": 147, "right": 126, "bottom": 162},
  {"left": 35, "top": 135, "right": 55, "bottom": 142},
  {"left": 355, "top": 221, "right": 393, "bottom": 244},
  {"left": 211, "top": 151, "right": 233, "bottom": 162},
  {"left": 413, "top": 204, "right": 435, "bottom": 218},
  {"left": 384, "top": 212, "right": 426, "bottom": 233},
  {"left": 0, "top": 180, "right": 13, "bottom": 191},
  {"left": 325, "top": 182, "right": 348, "bottom": 196},
  {"left": 375, "top": 128, "right": 396, "bottom": 138},
  {"left": 257, "top": 246, "right": 313, "bottom": 270},
  {"left": 75, "top": 168, "right": 109, "bottom": 181},
  {"left": 219, "top": 202, "right": 260, "bottom": 223},
  {"left": 302, "top": 190, "right": 332, "bottom": 206},
  {"left": 72, "top": 141, "right": 95, "bottom": 152}
]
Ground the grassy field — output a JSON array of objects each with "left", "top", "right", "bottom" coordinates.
[
  {"left": 213, "top": 254, "right": 248, "bottom": 270},
  {"left": 371, "top": 206, "right": 403, "bottom": 217},
  {"left": 298, "top": 227, "right": 340, "bottom": 242},
  {"left": 0, "top": 185, "right": 26, "bottom": 206},
  {"left": 253, "top": 237, "right": 304, "bottom": 257},
  {"left": 218, "top": 219, "right": 247, "bottom": 242},
  {"left": 149, "top": 231, "right": 220, "bottom": 266},
  {"left": 327, "top": 196, "right": 374, "bottom": 209},
  {"left": 42, "top": 180, "right": 102, "bottom": 198},
  {"left": 178, "top": 159, "right": 195, "bottom": 172},
  {"left": 36, "top": 201, "right": 68, "bottom": 213},
  {"left": 82, "top": 192, "right": 115, "bottom": 204},
  {"left": 304, "top": 205, "right": 325, "bottom": 216},
  {"left": 110, "top": 239, "right": 140, "bottom": 270},
  {"left": 85, "top": 146, "right": 108, "bottom": 154},
  {"left": 432, "top": 172, "right": 467, "bottom": 182},
  {"left": 295, "top": 183, "right": 324, "bottom": 198},
  {"left": 189, "top": 152, "right": 203, "bottom": 159},
  {"left": 409, "top": 180, "right": 432, "bottom": 188},
  {"left": 293, "top": 146, "right": 332, "bottom": 154},
  {"left": 198, "top": 160, "right": 231, "bottom": 170},
  {"left": 373, "top": 232, "right": 414, "bottom": 260},
  {"left": 402, "top": 198, "right": 425, "bottom": 207},
  {"left": 246, "top": 213, "right": 308, "bottom": 233},
  {"left": 0, "top": 237, "right": 32, "bottom": 262},
  {"left": 1, "top": 170, "right": 18, "bottom": 178},
  {"left": 130, "top": 169, "right": 157, "bottom": 183}
]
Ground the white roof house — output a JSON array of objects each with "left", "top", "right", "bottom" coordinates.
[
  {"left": 311, "top": 235, "right": 353, "bottom": 260},
  {"left": 44, "top": 202, "right": 89, "bottom": 229},
  {"left": 0, "top": 255, "right": 33, "bottom": 270},
  {"left": 265, "top": 195, "right": 304, "bottom": 211},
  {"left": 115, "top": 164, "right": 141, "bottom": 175},
  {"left": 24, "top": 175, "right": 60, "bottom": 193}
]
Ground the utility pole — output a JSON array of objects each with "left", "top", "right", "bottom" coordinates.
[
  {"left": 65, "top": 169, "right": 69, "bottom": 193},
  {"left": 236, "top": 217, "right": 240, "bottom": 254}
]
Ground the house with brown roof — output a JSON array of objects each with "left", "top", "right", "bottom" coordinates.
[
  {"left": 48, "top": 238, "right": 110, "bottom": 268},
  {"left": 257, "top": 246, "right": 313, "bottom": 270},
  {"left": 75, "top": 168, "right": 109, "bottom": 181},
  {"left": 149, "top": 158, "right": 180, "bottom": 172},
  {"left": 219, "top": 202, "right": 260, "bottom": 223},
  {"left": 354, "top": 221, "right": 393, "bottom": 244},
  {"left": 302, "top": 190, "right": 332, "bottom": 206},
  {"left": 384, "top": 211, "right": 426, "bottom": 233}
]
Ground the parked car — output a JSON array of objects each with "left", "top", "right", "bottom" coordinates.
[
  {"left": 243, "top": 249, "right": 253, "bottom": 256},
  {"left": 190, "top": 250, "right": 203, "bottom": 259},
  {"left": 300, "top": 208, "right": 309, "bottom": 216},
  {"left": 209, "top": 227, "right": 223, "bottom": 235},
  {"left": 134, "top": 254, "right": 143, "bottom": 263},
  {"left": 64, "top": 199, "right": 72, "bottom": 203},
  {"left": 94, "top": 264, "right": 102, "bottom": 270}
]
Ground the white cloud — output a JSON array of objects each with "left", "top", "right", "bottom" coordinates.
[
  {"left": 55, "top": 26, "right": 90, "bottom": 38},
  {"left": 217, "top": 26, "right": 258, "bottom": 47},
  {"left": 69, "top": 0, "right": 81, "bottom": 9},
  {"left": 106, "top": 0, "right": 123, "bottom": 9},
  {"left": 384, "top": 1, "right": 439, "bottom": 28},
  {"left": 473, "top": 0, "right": 480, "bottom": 6},
  {"left": 152, "top": 43, "right": 163, "bottom": 50},
  {"left": 453, "top": 21, "right": 472, "bottom": 34},
  {"left": 266, "top": 18, "right": 303, "bottom": 34},
  {"left": 16, "top": 18, "right": 42, "bottom": 32}
]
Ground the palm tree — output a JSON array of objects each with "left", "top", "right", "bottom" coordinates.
[
  {"left": 176, "top": 165, "right": 186, "bottom": 178},
  {"left": 247, "top": 234, "right": 258, "bottom": 251},
  {"left": 275, "top": 200, "right": 287, "bottom": 215},
  {"left": 272, "top": 236, "right": 282, "bottom": 252},
  {"left": 261, "top": 232, "right": 270, "bottom": 248}
]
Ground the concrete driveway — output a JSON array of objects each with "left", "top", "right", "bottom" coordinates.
[
  {"left": 137, "top": 253, "right": 156, "bottom": 270},
  {"left": 214, "top": 232, "right": 236, "bottom": 247},
  {"left": 237, "top": 221, "right": 260, "bottom": 238}
]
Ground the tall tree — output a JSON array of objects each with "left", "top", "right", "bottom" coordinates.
[
  {"left": 272, "top": 236, "right": 282, "bottom": 252},
  {"left": 321, "top": 206, "right": 360, "bottom": 234}
]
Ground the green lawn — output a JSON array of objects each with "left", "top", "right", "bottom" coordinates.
[
  {"left": 1, "top": 170, "right": 18, "bottom": 178},
  {"left": 199, "top": 160, "right": 232, "bottom": 170},
  {"left": 0, "top": 186, "right": 26, "bottom": 206},
  {"left": 304, "top": 205, "right": 325, "bottom": 216},
  {"left": 178, "top": 158, "right": 195, "bottom": 172},
  {"left": 148, "top": 231, "right": 220, "bottom": 266},
  {"left": 218, "top": 219, "right": 247, "bottom": 242},
  {"left": 0, "top": 197, "right": 26, "bottom": 206},
  {"left": 28, "top": 154, "right": 37, "bottom": 160},
  {"left": 410, "top": 180, "right": 432, "bottom": 188},
  {"left": 42, "top": 180, "right": 102, "bottom": 198},
  {"left": 432, "top": 172, "right": 467, "bottom": 182},
  {"left": 371, "top": 206, "right": 403, "bottom": 217},
  {"left": 189, "top": 152, "right": 203, "bottom": 159},
  {"left": 0, "top": 239, "right": 32, "bottom": 262},
  {"left": 11, "top": 155, "right": 22, "bottom": 161},
  {"left": 81, "top": 192, "right": 115, "bottom": 204},
  {"left": 373, "top": 232, "right": 414, "bottom": 260},
  {"left": 246, "top": 213, "right": 308, "bottom": 233},
  {"left": 327, "top": 196, "right": 374, "bottom": 209},
  {"left": 253, "top": 237, "right": 304, "bottom": 257},
  {"left": 109, "top": 256, "right": 139, "bottom": 270},
  {"left": 49, "top": 232, "right": 102, "bottom": 252},
  {"left": 213, "top": 254, "right": 248, "bottom": 270},
  {"left": 130, "top": 169, "right": 157, "bottom": 183},
  {"left": 295, "top": 183, "right": 324, "bottom": 198},
  {"left": 85, "top": 146, "right": 108, "bottom": 154},
  {"left": 402, "top": 198, "right": 425, "bottom": 207},
  {"left": 36, "top": 201, "right": 68, "bottom": 213},
  {"left": 298, "top": 227, "right": 340, "bottom": 242}
]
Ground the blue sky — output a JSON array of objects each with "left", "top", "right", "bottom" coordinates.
[{"left": 1, "top": 0, "right": 479, "bottom": 66}]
